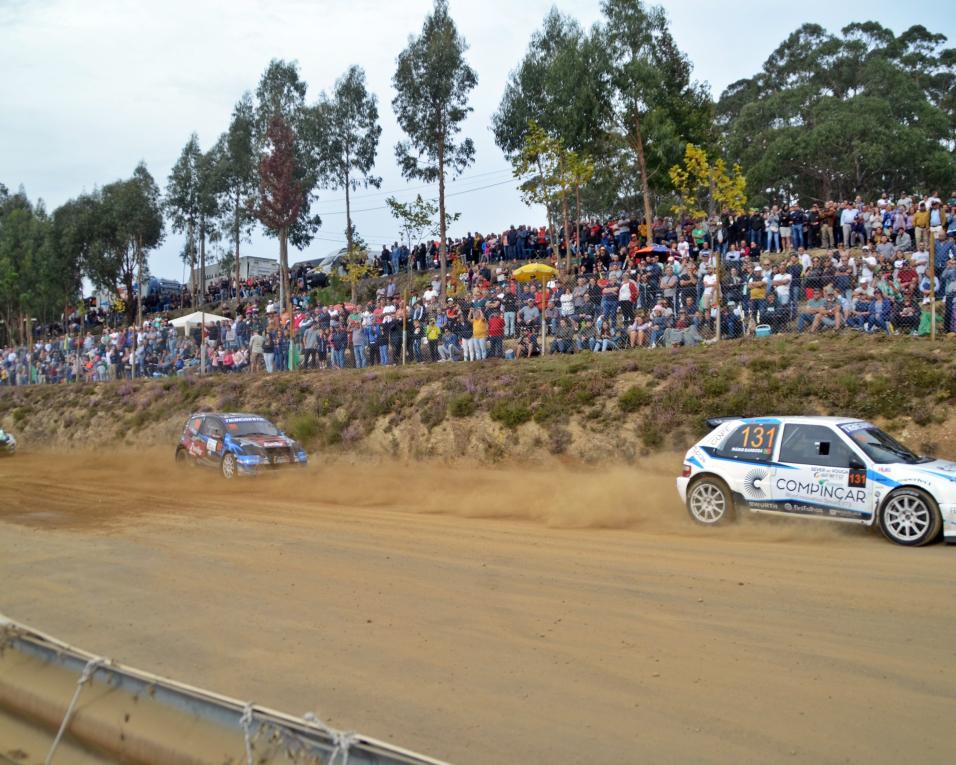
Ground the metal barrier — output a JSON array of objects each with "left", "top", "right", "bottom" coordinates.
[{"left": 0, "top": 614, "right": 450, "bottom": 765}]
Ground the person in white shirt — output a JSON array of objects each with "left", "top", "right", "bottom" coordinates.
[
  {"left": 840, "top": 205, "right": 858, "bottom": 246},
  {"left": 772, "top": 265, "right": 792, "bottom": 305},
  {"left": 701, "top": 266, "right": 718, "bottom": 310},
  {"left": 559, "top": 290, "right": 574, "bottom": 317},
  {"left": 860, "top": 248, "right": 877, "bottom": 289},
  {"left": 911, "top": 249, "right": 929, "bottom": 276},
  {"left": 798, "top": 246, "right": 812, "bottom": 271},
  {"left": 725, "top": 244, "right": 740, "bottom": 263}
]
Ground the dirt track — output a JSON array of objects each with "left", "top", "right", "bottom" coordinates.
[{"left": 2, "top": 451, "right": 955, "bottom": 764}]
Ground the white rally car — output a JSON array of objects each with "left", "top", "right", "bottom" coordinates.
[{"left": 677, "top": 416, "right": 956, "bottom": 546}]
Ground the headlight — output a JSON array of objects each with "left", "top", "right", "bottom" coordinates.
[{"left": 238, "top": 443, "right": 265, "bottom": 456}]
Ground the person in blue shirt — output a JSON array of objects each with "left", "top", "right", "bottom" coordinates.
[
  {"left": 845, "top": 290, "right": 872, "bottom": 330},
  {"left": 867, "top": 289, "right": 892, "bottom": 334}
]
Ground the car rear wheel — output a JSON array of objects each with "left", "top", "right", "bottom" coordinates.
[
  {"left": 175, "top": 448, "right": 187, "bottom": 467},
  {"left": 221, "top": 453, "right": 237, "bottom": 480},
  {"left": 878, "top": 488, "right": 941, "bottom": 546},
  {"left": 687, "top": 476, "right": 734, "bottom": 525}
]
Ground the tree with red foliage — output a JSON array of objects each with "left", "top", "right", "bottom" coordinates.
[{"left": 255, "top": 115, "right": 302, "bottom": 363}]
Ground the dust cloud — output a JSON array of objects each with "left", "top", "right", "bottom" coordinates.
[{"left": 0, "top": 449, "right": 867, "bottom": 543}]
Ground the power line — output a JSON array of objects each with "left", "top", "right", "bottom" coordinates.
[
  {"left": 317, "top": 178, "right": 520, "bottom": 216},
  {"left": 312, "top": 167, "right": 514, "bottom": 206}
]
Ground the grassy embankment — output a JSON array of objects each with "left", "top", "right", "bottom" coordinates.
[{"left": 2, "top": 334, "right": 956, "bottom": 461}]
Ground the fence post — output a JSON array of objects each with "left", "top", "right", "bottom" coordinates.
[
  {"left": 929, "top": 233, "right": 936, "bottom": 341},
  {"left": 714, "top": 248, "right": 722, "bottom": 342}
]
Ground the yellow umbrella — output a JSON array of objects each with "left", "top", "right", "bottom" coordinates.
[{"left": 512, "top": 263, "right": 559, "bottom": 356}]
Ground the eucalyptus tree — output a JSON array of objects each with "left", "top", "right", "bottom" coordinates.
[
  {"left": 86, "top": 163, "right": 164, "bottom": 325},
  {"left": 393, "top": 0, "right": 476, "bottom": 296},
  {"left": 212, "top": 93, "right": 258, "bottom": 305},
  {"left": 599, "top": 0, "right": 713, "bottom": 228},
  {"left": 315, "top": 65, "right": 382, "bottom": 265}
]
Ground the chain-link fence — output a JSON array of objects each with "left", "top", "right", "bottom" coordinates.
[{"left": 4, "top": 239, "right": 956, "bottom": 385}]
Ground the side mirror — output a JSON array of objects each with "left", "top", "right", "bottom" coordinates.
[{"left": 849, "top": 458, "right": 865, "bottom": 471}]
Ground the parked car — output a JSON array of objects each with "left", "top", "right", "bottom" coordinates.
[
  {"left": 175, "top": 413, "right": 307, "bottom": 479},
  {"left": 677, "top": 416, "right": 956, "bottom": 546}
]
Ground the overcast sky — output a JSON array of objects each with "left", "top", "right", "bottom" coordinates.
[{"left": 2, "top": 0, "right": 950, "bottom": 282}]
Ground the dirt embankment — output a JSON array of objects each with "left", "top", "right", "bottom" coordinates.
[{"left": 3, "top": 334, "right": 956, "bottom": 461}]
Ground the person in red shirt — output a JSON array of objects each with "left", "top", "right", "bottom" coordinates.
[
  {"left": 488, "top": 311, "right": 505, "bottom": 358},
  {"left": 897, "top": 261, "right": 918, "bottom": 293}
]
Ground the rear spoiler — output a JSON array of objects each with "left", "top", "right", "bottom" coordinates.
[{"left": 705, "top": 417, "right": 741, "bottom": 429}]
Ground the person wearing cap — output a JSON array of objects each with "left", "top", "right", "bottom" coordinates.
[
  {"left": 518, "top": 298, "right": 540, "bottom": 332},
  {"left": 746, "top": 264, "right": 767, "bottom": 320},
  {"left": 845, "top": 288, "right": 872, "bottom": 330}
]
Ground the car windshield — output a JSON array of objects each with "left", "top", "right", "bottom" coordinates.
[
  {"left": 225, "top": 419, "right": 280, "bottom": 437},
  {"left": 842, "top": 424, "right": 926, "bottom": 464}
]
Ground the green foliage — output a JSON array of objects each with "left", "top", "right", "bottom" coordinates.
[
  {"left": 718, "top": 22, "right": 956, "bottom": 203},
  {"left": 449, "top": 393, "right": 477, "bottom": 418},
  {"left": 493, "top": 9, "right": 605, "bottom": 160},
  {"left": 599, "top": 0, "right": 715, "bottom": 222},
  {"left": 618, "top": 385, "right": 652, "bottom": 412},
  {"left": 0, "top": 188, "right": 83, "bottom": 336},
  {"left": 489, "top": 400, "right": 532, "bottom": 429},
  {"left": 77, "top": 163, "right": 165, "bottom": 323},
  {"left": 286, "top": 412, "right": 322, "bottom": 444}
]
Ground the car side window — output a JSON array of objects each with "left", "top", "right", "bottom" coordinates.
[
  {"left": 188, "top": 417, "right": 203, "bottom": 435},
  {"left": 779, "top": 424, "right": 855, "bottom": 468},
  {"left": 199, "top": 417, "right": 222, "bottom": 437},
  {"left": 716, "top": 422, "right": 779, "bottom": 462}
]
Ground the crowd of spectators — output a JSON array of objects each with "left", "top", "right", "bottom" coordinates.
[{"left": 3, "top": 192, "right": 955, "bottom": 385}]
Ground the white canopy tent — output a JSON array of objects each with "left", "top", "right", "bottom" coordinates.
[{"left": 169, "top": 311, "right": 231, "bottom": 331}]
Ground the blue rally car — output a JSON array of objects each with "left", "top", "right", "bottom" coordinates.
[{"left": 175, "top": 412, "right": 307, "bottom": 479}]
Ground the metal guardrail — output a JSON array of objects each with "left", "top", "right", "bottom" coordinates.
[{"left": 0, "top": 615, "right": 450, "bottom": 765}]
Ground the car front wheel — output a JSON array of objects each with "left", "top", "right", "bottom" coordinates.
[
  {"left": 221, "top": 453, "right": 238, "bottom": 480},
  {"left": 687, "top": 476, "right": 734, "bottom": 525},
  {"left": 878, "top": 488, "right": 941, "bottom": 546}
]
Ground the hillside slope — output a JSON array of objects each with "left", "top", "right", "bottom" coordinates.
[{"left": 3, "top": 334, "right": 956, "bottom": 461}]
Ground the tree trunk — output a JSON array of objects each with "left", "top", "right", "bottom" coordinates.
[
  {"left": 136, "top": 236, "right": 144, "bottom": 328},
  {"left": 188, "top": 222, "right": 197, "bottom": 308},
  {"left": 562, "top": 190, "right": 571, "bottom": 274},
  {"left": 633, "top": 113, "right": 654, "bottom": 241},
  {"left": 575, "top": 183, "right": 582, "bottom": 257},
  {"left": 234, "top": 189, "right": 242, "bottom": 310},
  {"left": 345, "top": 172, "right": 357, "bottom": 305},
  {"left": 280, "top": 228, "right": 294, "bottom": 371},
  {"left": 199, "top": 219, "right": 207, "bottom": 309},
  {"left": 438, "top": 140, "right": 448, "bottom": 301}
]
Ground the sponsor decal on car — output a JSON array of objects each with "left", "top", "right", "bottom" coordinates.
[
  {"left": 775, "top": 478, "right": 867, "bottom": 505},
  {"left": 743, "top": 469, "right": 769, "bottom": 499},
  {"left": 838, "top": 421, "right": 870, "bottom": 434}
]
